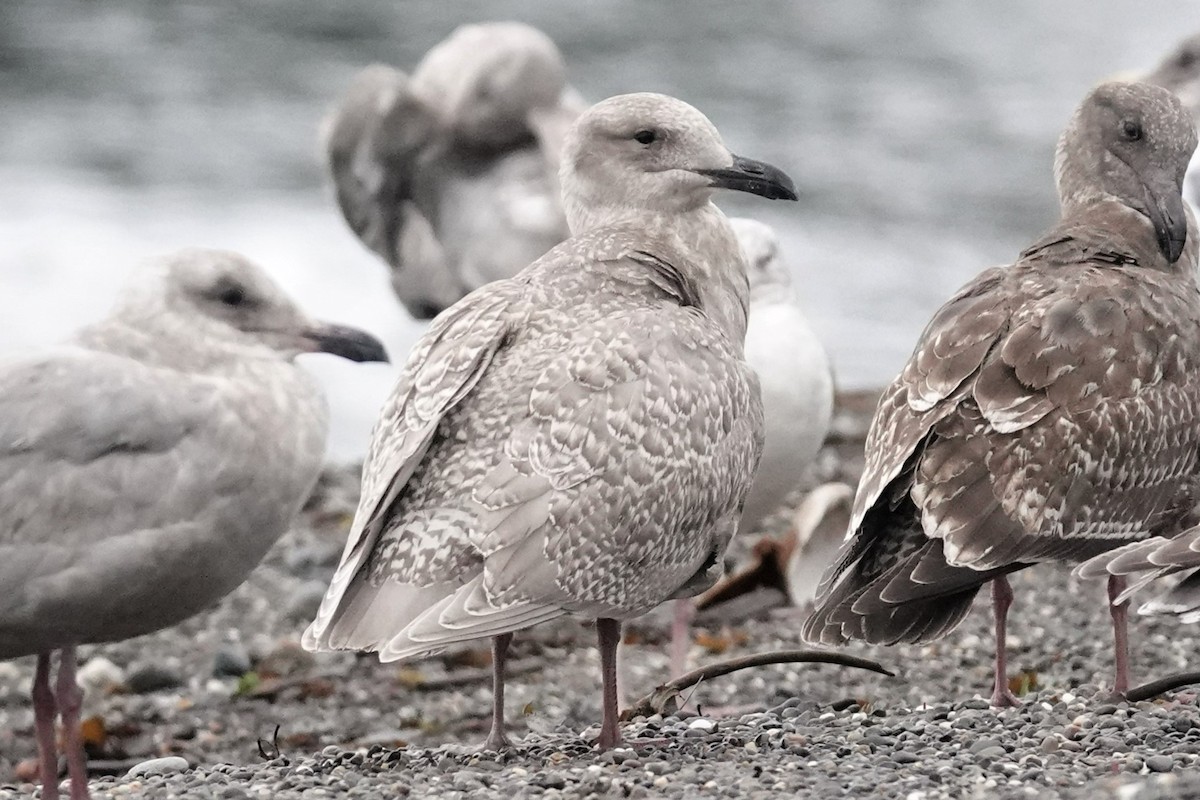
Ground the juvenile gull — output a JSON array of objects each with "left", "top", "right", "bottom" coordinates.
[
  {"left": 304, "top": 92, "right": 798, "bottom": 750},
  {"left": 324, "top": 22, "right": 582, "bottom": 319},
  {"left": 0, "top": 249, "right": 388, "bottom": 799},
  {"left": 803, "top": 82, "right": 1200, "bottom": 706},
  {"left": 670, "top": 218, "right": 833, "bottom": 673}
]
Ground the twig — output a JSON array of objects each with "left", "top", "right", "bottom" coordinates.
[
  {"left": 622, "top": 648, "right": 896, "bottom": 719},
  {"left": 1125, "top": 670, "right": 1200, "bottom": 702},
  {"left": 243, "top": 670, "right": 340, "bottom": 700},
  {"left": 257, "top": 723, "right": 282, "bottom": 761}
]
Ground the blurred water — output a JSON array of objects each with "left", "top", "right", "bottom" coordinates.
[{"left": 0, "top": 0, "right": 1193, "bottom": 460}]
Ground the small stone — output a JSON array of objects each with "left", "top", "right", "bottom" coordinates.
[
  {"left": 893, "top": 751, "right": 920, "bottom": 764},
  {"left": 285, "top": 580, "right": 330, "bottom": 623},
  {"left": 1146, "top": 755, "right": 1175, "bottom": 773},
  {"left": 126, "top": 756, "right": 189, "bottom": 778},
  {"left": 969, "top": 739, "right": 1004, "bottom": 755},
  {"left": 76, "top": 657, "right": 126, "bottom": 696},
  {"left": 687, "top": 718, "right": 717, "bottom": 734},
  {"left": 126, "top": 663, "right": 183, "bottom": 694},
  {"left": 213, "top": 645, "right": 253, "bottom": 678},
  {"left": 974, "top": 746, "right": 1006, "bottom": 760}
]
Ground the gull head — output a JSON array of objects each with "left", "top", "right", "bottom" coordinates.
[
  {"left": 728, "top": 217, "right": 793, "bottom": 297},
  {"left": 412, "top": 21, "right": 568, "bottom": 151},
  {"left": 560, "top": 92, "right": 797, "bottom": 233},
  {"left": 120, "top": 249, "right": 390, "bottom": 365},
  {"left": 1055, "top": 81, "right": 1197, "bottom": 263}
]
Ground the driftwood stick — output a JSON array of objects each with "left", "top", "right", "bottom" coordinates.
[
  {"left": 1125, "top": 670, "right": 1200, "bottom": 702},
  {"left": 623, "top": 648, "right": 895, "bottom": 718}
]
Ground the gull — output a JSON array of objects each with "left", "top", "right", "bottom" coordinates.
[
  {"left": 304, "top": 92, "right": 798, "bottom": 750},
  {"left": 0, "top": 248, "right": 388, "bottom": 799},
  {"left": 803, "top": 82, "right": 1200, "bottom": 706},
  {"left": 323, "top": 22, "right": 583, "bottom": 319}
]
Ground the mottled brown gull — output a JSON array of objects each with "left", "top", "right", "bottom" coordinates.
[
  {"left": 803, "top": 81, "right": 1200, "bottom": 706},
  {"left": 304, "top": 92, "right": 798, "bottom": 750},
  {"left": 0, "top": 248, "right": 388, "bottom": 799},
  {"left": 323, "top": 22, "right": 582, "bottom": 319}
]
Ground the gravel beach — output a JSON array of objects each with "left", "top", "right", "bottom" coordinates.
[{"left": 4, "top": 390, "right": 1200, "bottom": 799}]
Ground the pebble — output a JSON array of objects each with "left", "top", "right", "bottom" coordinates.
[
  {"left": 125, "top": 662, "right": 184, "bottom": 693},
  {"left": 5, "top": 464, "right": 1200, "bottom": 800},
  {"left": 126, "top": 756, "right": 190, "bottom": 778},
  {"left": 284, "top": 580, "right": 330, "bottom": 623},
  {"left": 76, "top": 656, "right": 126, "bottom": 695},
  {"left": 214, "top": 644, "right": 254, "bottom": 678},
  {"left": 1146, "top": 755, "right": 1175, "bottom": 773}
]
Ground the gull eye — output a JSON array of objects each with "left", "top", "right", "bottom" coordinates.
[
  {"left": 633, "top": 129, "right": 657, "bottom": 145},
  {"left": 219, "top": 287, "right": 245, "bottom": 307},
  {"left": 213, "top": 281, "right": 246, "bottom": 307},
  {"left": 1121, "top": 119, "right": 1143, "bottom": 141}
]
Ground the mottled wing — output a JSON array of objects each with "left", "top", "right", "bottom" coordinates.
[
  {"left": 303, "top": 283, "right": 519, "bottom": 647},
  {"left": 0, "top": 349, "right": 212, "bottom": 548},
  {"left": 928, "top": 263, "right": 1200, "bottom": 566},
  {"left": 849, "top": 268, "right": 1014, "bottom": 534},
  {"left": 812, "top": 267, "right": 1014, "bottom": 607},
  {"left": 387, "top": 257, "right": 764, "bottom": 652}
]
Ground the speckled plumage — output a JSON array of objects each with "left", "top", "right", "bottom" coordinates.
[
  {"left": 306, "top": 92, "right": 798, "bottom": 749},
  {"left": 804, "top": 83, "right": 1200, "bottom": 688},
  {"left": 307, "top": 219, "right": 765, "bottom": 656}
]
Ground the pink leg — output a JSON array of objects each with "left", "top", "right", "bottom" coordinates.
[
  {"left": 596, "top": 618, "right": 623, "bottom": 750},
  {"left": 669, "top": 599, "right": 694, "bottom": 678},
  {"left": 1108, "top": 575, "right": 1130, "bottom": 696},
  {"left": 55, "top": 647, "right": 90, "bottom": 800},
  {"left": 990, "top": 577, "right": 1021, "bottom": 707},
  {"left": 32, "top": 652, "right": 59, "bottom": 800},
  {"left": 480, "top": 633, "right": 514, "bottom": 752}
]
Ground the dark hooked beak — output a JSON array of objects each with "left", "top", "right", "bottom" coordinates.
[
  {"left": 1142, "top": 179, "right": 1189, "bottom": 263},
  {"left": 695, "top": 154, "right": 798, "bottom": 201},
  {"left": 303, "top": 323, "right": 390, "bottom": 363}
]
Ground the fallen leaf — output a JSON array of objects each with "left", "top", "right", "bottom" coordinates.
[
  {"left": 234, "top": 672, "right": 261, "bottom": 696},
  {"left": 396, "top": 667, "right": 425, "bottom": 689},
  {"left": 694, "top": 629, "right": 749, "bottom": 654},
  {"left": 1009, "top": 669, "right": 1039, "bottom": 697},
  {"left": 81, "top": 716, "right": 107, "bottom": 749}
]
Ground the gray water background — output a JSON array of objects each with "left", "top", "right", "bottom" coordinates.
[{"left": 1, "top": 0, "right": 1195, "bottom": 460}]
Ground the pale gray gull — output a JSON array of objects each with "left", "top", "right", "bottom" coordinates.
[
  {"left": 803, "top": 81, "right": 1200, "bottom": 706},
  {"left": 323, "top": 21, "right": 583, "bottom": 319},
  {"left": 670, "top": 217, "right": 834, "bottom": 674},
  {"left": 303, "top": 92, "right": 798, "bottom": 750},
  {"left": 0, "top": 248, "right": 388, "bottom": 799}
]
